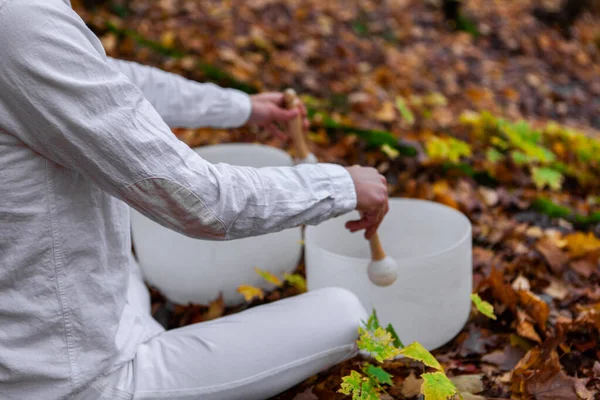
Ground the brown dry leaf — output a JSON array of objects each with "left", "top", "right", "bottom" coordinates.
[
  {"left": 482, "top": 345, "right": 526, "bottom": 371},
  {"left": 432, "top": 180, "right": 460, "bottom": 210},
  {"left": 450, "top": 374, "right": 484, "bottom": 394},
  {"left": 570, "top": 258, "right": 598, "bottom": 278},
  {"left": 516, "top": 310, "right": 542, "bottom": 344},
  {"left": 400, "top": 372, "right": 423, "bottom": 398},
  {"left": 542, "top": 278, "right": 569, "bottom": 300},
  {"left": 512, "top": 349, "right": 579, "bottom": 399},
  {"left": 374, "top": 101, "right": 396, "bottom": 122},
  {"left": 512, "top": 275, "right": 531, "bottom": 291},
  {"left": 525, "top": 369, "right": 580, "bottom": 400},
  {"left": 485, "top": 267, "right": 519, "bottom": 313},
  {"left": 536, "top": 238, "right": 569, "bottom": 275},
  {"left": 478, "top": 187, "right": 499, "bottom": 207},
  {"left": 518, "top": 290, "right": 550, "bottom": 331}
]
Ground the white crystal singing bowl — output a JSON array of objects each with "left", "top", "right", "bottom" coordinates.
[
  {"left": 305, "top": 199, "right": 472, "bottom": 350},
  {"left": 130, "top": 144, "right": 302, "bottom": 306}
]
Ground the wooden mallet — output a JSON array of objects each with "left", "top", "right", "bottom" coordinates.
[
  {"left": 283, "top": 88, "right": 318, "bottom": 164},
  {"left": 283, "top": 88, "right": 397, "bottom": 287}
]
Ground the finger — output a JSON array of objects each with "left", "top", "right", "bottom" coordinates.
[
  {"left": 298, "top": 102, "right": 307, "bottom": 117},
  {"left": 364, "top": 212, "right": 384, "bottom": 239},
  {"left": 270, "top": 106, "right": 299, "bottom": 122},
  {"left": 303, "top": 118, "right": 310, "bottom": 133},
  {"left": 260, "top": 92, "right": 285, "bottom": 105},
  {"left": 345, "top": 218, "right": 369, "bottom": 232}
]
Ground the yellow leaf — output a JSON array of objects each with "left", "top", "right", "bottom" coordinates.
[
  {"left": 160, "top": 31, "right": 175, "bottom": 48},
  {"left": 381, "top": 144, "right": 400, "bottom": 160},
  {"left": 564, "top": 232, "right": 600, "bottom": 257},
  {"left": 470, "top": 293, "right": 497, "bottom": 320},
  {"left": 237, "top": 285, "right": 264, "bottom": 302},
  {"left": 253, "top": 267, "right": 283, "bottom": 286},
  {"left": 204, "top": 294, "right": 225, "bottom": 321},
  {"left": 284, "top": 273, "right": 307, "bottom": 292}
]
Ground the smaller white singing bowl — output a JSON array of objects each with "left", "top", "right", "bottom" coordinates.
[
  {"left": 305, "top": 199, "right": 472, "bottom": 350},
  {"left": 130, "top": 144, "right": 303, "bottom": 306}
]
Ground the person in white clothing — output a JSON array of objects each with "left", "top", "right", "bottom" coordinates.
[{"left": 0, "top": 0, "right": 389, "bottom": 399}]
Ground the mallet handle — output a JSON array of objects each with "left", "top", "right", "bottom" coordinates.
[
  {"left": 283, "top": 88, "right": 311, "bottom": 160},
  {"left": 369, "top": 232, "right": 387, "bottom": 261}
]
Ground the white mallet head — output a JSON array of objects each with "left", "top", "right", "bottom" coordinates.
[
  {"left": 368, "top": 256, "right": 398, "bottom": 287},
  {"left": 368, "top": 233, "right": 398, "bottom": 287}
]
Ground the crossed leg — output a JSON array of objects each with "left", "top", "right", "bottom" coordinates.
[{"left": 78, "top": 262, "right": 367, "bottom": 400}]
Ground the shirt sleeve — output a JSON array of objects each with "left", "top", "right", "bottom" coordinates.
[
  {"left": 106, "top": 57, "right": 252, "bottom": 129},
  {"left": 0, "top": 0, "right": 357, "bottom": 241}
]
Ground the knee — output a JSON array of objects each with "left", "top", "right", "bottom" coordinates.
[{"left": 316, "top": 287, "right": 368, "bottom": 336}]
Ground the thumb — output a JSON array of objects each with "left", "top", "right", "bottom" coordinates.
[{"left": 269, "top": 105, "right": 299, "bottom": 122}]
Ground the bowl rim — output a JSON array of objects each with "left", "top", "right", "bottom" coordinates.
[
  {"left": 193, "top": 142, "right": 292, "bottom": 160},
  {"left": 305, "top": 198, "right": 472, "bottom": 266}
]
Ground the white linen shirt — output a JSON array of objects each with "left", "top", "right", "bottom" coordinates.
[{"left": 0, "top": 0, "right": 357, "bottom": 398}]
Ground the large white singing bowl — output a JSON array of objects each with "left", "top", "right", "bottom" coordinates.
[
  {"left": 130, "top": 144, "right": 302, "bottom": 306},
  {"left": 306, "top": 199, "right": 472, "bottom": 350}
]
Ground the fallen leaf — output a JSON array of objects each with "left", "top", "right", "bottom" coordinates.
[
  {"left": 542, "top": 278, "right": 569, "bottom": 300},
  {"left": 374, "top": 101, "right": 396, "bottom": 122},
  {"left": 485, "top": 267, "right": 518, "bottom": 313},
  {"left": 457, "top": 324, "right": 498, "bottom": 357},
  {"left": 395, "top": 96, "right": 415, "bottom": 125},
  {"left": 482, "top": 345, "right": 526, "bottom": 371},
  {"left": 253, "top": 267, "right": 282, "bottom": 287},
  {"left": 516, "top": 310, "right": 542, "bottom": 343},
  {"left": 471, "top": 293, "right": 497, "bottom": 320},
  {"left": 203, "top": 294, "right": 225, "bottom": 321},
  {"left": 478, "top": 187, "right": 499, "bottom": 207},
  {"left": 283, "top": 273, "right": 307, "bottom": 292},
  {"left": 518, "top": 290, "right": 550, "bottom": 331},
  {"left": 570, "top": 258, "right": 598, "bottom": 278},
  {"left": 450, "top": 374, "right": 484, "bottom": 394},
  {"left": 536, "top": 238, "right": 569, "bottom": 275},
  {"left": 564, "top": 232, "right": 600, "bottom": 258},
  {"left": 512, "top": 275, "right": 531, "bottom": 291},
  {"left": 237, "top": 284, "right": 265, "bottom": 302},
  {"left": 401, "top": 372, "right": 423, "bottom": 398}
]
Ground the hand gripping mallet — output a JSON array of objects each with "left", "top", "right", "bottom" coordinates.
[{"left": 283, "top": 88, "right": 398, "bottom": 287}]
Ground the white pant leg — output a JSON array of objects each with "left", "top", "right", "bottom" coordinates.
[{"left": 81, "top": 287, "right": 366, "bottom": 400}]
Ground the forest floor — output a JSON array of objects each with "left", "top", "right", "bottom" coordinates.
[{"left": 74, "top": 0, "right": 600, "bottom": 398}]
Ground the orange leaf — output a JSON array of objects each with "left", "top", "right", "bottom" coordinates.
[
  {"left": 518, "top": 290, "right": 550, "bottom": 331},
  {"left": 516, "top": 310, "right": 542, "bottom": 344}
]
